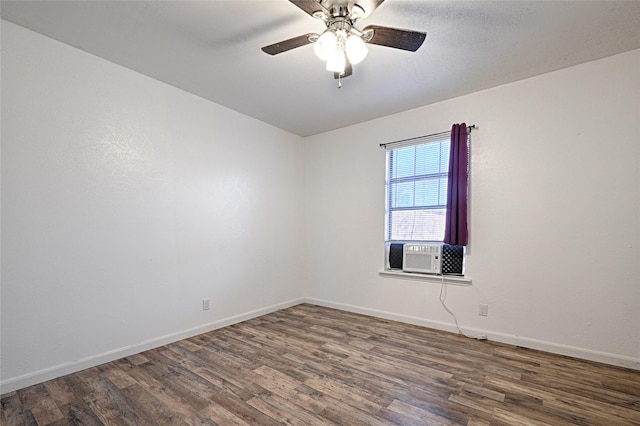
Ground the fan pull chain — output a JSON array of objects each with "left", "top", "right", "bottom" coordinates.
[{"left": 338, "top": 74, "right": 342, "bottom": 89}]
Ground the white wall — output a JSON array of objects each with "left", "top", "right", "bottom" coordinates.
[
  {"left": 2, "top": 19, "right": 639, "bottom": 395},
  {"left": 1, "top": 21, "right": 304, "bottom": 392},
  {"left": 303, "top": 49, "right": 640, "bottom": 368}
]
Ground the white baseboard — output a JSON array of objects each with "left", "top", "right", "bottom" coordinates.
[
  {"left": 3, "top": 295, "right": 637, "bottom": 395},
  {"left": 305, "top": 297, "right": 640, "bottom": 371},
  {"left": 0, "top": 297, "right": 305, "bottom": 395}
]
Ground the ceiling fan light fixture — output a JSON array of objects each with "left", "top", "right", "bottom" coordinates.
[
  {"left": 351, "top": 4, "right": 366, "bottom": 20},
  {"left": 326, "top": 50, "right": 346, "bottom": 73},
  {"left": 314, "top": 30, "right": 337, "bottom": 60},
  {"left": 345, "top": 34, "right": 368, "bottom": 64},
  {"left": 261, "top": 0, "right": 426, "bottom": 82},
  {"left": 312, "top": 10, "right": 326, "bottom": 20},
  {"left": 361, "top": 28, "right": 374, "bottom": 43}
]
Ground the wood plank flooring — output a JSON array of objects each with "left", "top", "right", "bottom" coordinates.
[{"left": 2, "top": 303, "right": 640, "bottom": 425}]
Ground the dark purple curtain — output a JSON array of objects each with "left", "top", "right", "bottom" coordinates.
[{"left": 443, "top": 123, "right": 468, "bottom": 246}]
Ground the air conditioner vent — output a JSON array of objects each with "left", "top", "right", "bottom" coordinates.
[{"left": 402, "top": 243, "right": 442, "bottom": 274}]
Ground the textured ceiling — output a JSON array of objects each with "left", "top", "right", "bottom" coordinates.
[{"left": 2, "top": 0, "right": 640, "bottom": 137}]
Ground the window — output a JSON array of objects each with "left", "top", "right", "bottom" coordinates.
[{"left": 385, "top": 135, "right": 451, "bottom": 242}]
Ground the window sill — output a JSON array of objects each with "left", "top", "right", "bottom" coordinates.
[{"left": 379, "top": 270, "right": 472, "bottom": 286}]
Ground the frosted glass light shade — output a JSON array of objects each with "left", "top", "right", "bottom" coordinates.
[
  {"left": 345, "top": 34, "right": 368, "bottom": 64},
  {"left": 326, "top": 50, "right": 346, "bottom": 73},
  {"left": 314, "top": 31, "right": 337, "bottom": 61}
]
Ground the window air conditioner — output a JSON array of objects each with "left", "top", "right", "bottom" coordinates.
[{"left": 402, "top": 243, "right": 442, "bottom": 274}]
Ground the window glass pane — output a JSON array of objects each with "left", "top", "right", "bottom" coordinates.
[
  {"left": 415, "top": 143, "right": 441, "bottom": 175},
  {"left": 389, "top": 209, "right": 446, "bottom": 241},
  {"left": 392, "top": 147, "right": 415, "bottom": 178},
  {"left": 440, "top": 141, "right": 450, "bottom": 172},
  {"left": 439, "top": 177, "right": 448, "bottom": 206},
  {"left": 391, "top": 182, "right": 415, "bottom": 208},
  {"left": 415, "top": 178, "right": 440, "bottom": 207}
]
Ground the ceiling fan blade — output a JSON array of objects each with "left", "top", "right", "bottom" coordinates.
[
  {"left": 362, "top": 25, "right": 426, "bottom": 52},
  {"left": 261, "top": 34, "right": 318, "bottom": 55},
  {"left": 289, "top": 0, "right": 327, "bottom": 17},
  {"left": 334, "top": 58, "right": 352, "bottom": 79}
]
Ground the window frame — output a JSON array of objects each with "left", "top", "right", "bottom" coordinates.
[{"left": 385, "top": 136, "right": 452, "bottom": 244}]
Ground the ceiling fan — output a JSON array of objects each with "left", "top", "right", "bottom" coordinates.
[{"left": 261, "top": 0, "right": 426, "bottom": 82}]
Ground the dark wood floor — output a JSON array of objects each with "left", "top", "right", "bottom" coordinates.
[{"left": 2, "top": 303, "right": 640, "bottom": 425}]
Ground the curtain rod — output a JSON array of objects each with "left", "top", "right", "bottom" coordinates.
[{"left": 379, "top": 124, "right": 477, "bottom": 149}]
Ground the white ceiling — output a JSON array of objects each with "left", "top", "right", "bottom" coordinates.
[{"left": 2, "top": 0, "right": 640, "bottom": 137}]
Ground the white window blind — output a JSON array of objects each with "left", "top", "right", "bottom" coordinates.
[{"left": 385, "top": 133, "right": 451, "bottom": 242}]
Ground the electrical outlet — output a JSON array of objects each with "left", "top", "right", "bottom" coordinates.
[
  {"left": 202, "top": 299, "right": 210, "bottom": 311},
  {"left": 479, "top": 304, "right": 489, "bottom": 317}
]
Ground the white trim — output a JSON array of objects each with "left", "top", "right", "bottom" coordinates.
[
  {"left": 0, "top": 298, "right": 304, "bottom": 394},
  {"left": 3, "top": 295, "right": 638, "bottom": 394},
  {"left": 305, "top": 297, "right": 640, "bottom": 371},
  {"left": 379, "top": 270, "right": 471, "bottom": 285}
]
